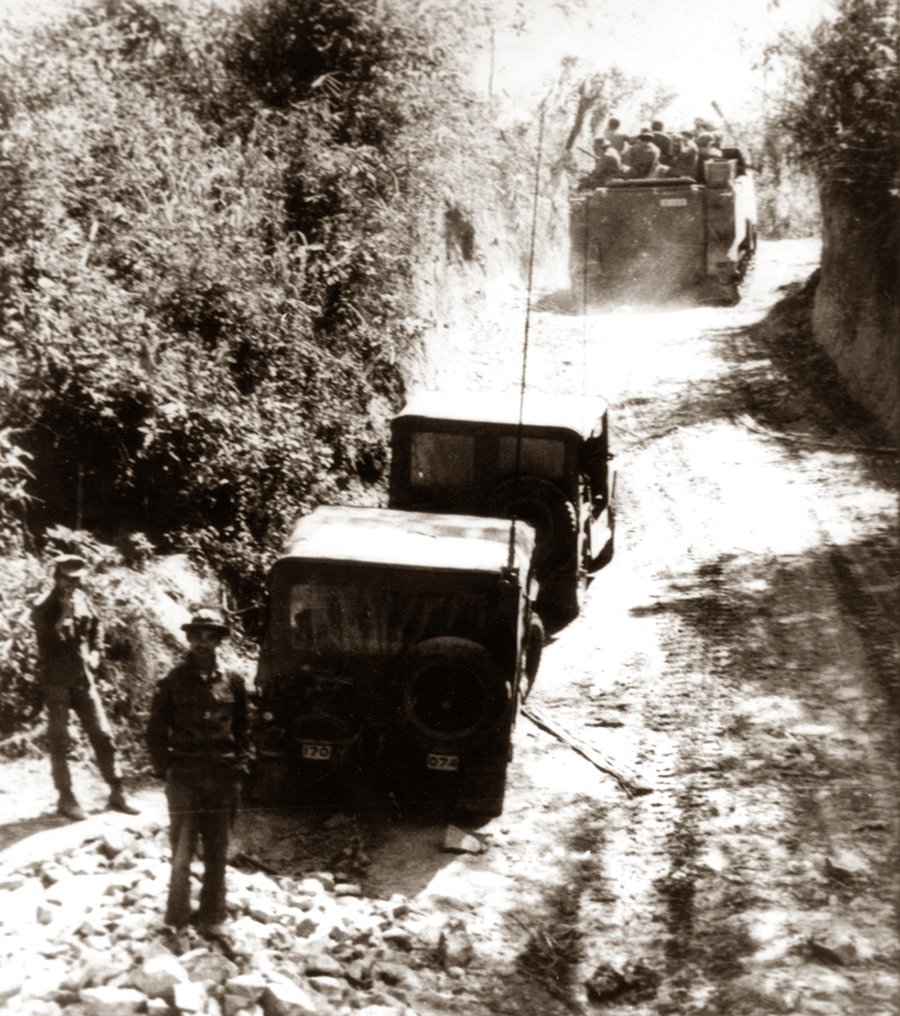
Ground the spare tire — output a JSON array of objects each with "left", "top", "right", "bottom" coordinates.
[
  {"left": 402, "top": 637, "right": 506, "bottom": 746},
  {"left": 490, "top": 477, "right": 576, "bottom": 570}
]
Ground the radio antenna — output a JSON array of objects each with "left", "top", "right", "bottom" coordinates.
[{"left": 508, "top": 97, "right": 547, "bottom": 571}]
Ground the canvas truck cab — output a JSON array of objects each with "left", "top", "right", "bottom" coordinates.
[
  {"left": 252, "top": 506, "right": 543, "bottom": 816},
  {"left": 389, "top": 391, "right": 615, "bottom": 620}
]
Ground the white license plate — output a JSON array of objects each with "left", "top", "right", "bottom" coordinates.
[
  {"left": 426, "top": 753, "right": 459, "bottom": 772},
  {"left": 301, "top": 743, "right": 332, "bottom": 762},
  {"left": 660, "top": 198, "right": 687, "bottom": 207}
]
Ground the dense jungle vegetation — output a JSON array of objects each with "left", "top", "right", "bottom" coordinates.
[
  {"left": 0, "top": 0, "right": 504, "bottom": 589},
  {"left": 0, "top": 0, "right": 535, "bottom": 740},
  {"left": 776, "top": 0, "right": 898, "bottom": 252}
]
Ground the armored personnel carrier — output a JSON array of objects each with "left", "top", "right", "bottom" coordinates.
[{"left": 570, "top": 151, "right": 757, "bottom": 304}]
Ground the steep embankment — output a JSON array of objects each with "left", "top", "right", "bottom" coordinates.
[
  {"left": 813, "top": 190, "right": 900, "bottom": 440},
  {"left": 775, "top": 0, "right": 899, "bottom": 442}
]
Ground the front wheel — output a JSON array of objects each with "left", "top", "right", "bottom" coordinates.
[{"left": 523, "top": 616, "right": 544, "bottom": 698}]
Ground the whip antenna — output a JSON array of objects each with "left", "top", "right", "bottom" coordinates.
[
  {"left": 508, "top": 98, "right": 547, "bottom": 570},
  {"left": 580, "top": 164, "right": 591, "bottom": 396}
]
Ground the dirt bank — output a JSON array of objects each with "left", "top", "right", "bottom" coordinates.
[{"left": 813, "top": 190, "right": 900, "bottom": 441}]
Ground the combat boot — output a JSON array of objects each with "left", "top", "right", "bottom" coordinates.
[
  {"left": 57, "top": 791, "right": 86, "bottom": 821},
  {"left": 107, "top": 780, "right": 140, "bottom": 815}
]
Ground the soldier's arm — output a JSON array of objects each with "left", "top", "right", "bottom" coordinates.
[
  {"left": 89, "top": 604, "right": 103, "bottom": 658},
  {"left": 145, "top": 679, "right": 173, "bottom": 778},
  {"left": 31, "top": 597, "right": 61, "bottom": 653}
]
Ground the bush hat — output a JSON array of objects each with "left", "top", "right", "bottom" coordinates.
[
  {"left": 182, "top": 607, "right": 230, "bottom": 636},
  {"left": 54, "top": 554, "right": 89, "bottom": 578}
]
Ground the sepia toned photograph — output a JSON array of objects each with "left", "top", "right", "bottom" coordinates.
[{"left": 0, "top": 0, "right": 897, "bottom": 1012}]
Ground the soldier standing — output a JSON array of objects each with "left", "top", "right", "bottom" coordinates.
[
  {"left": 31, "top": 554, "right": 139, "bottom": 820},
  {"left": 146, "top": 608, "right": 252, "bottom": 938}
]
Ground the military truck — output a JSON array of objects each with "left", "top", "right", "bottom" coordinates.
[
  {"left": 570, "top": 153, "right": 757, "bottom": 304},
  {"left": 251, "top": 505, "right": 543, "bottom": 816},
  {"left": 389, "top": 391, "right": 614, "bottom": 621}
]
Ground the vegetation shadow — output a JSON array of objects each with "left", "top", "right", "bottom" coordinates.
[{"left": 0, "top": 811, "right": 72, "bottom": 853}]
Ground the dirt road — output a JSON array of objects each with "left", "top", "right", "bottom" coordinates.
[
  {"left": 372, "top": 237, "right": 900, "bottom": 1014},
  {"left": 1, "top": 238, "right": 897, "bottom": 1015}
]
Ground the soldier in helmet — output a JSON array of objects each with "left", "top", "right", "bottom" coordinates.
[
  {"left": 624, "top": 129, "right": 661, "bottom": 179},
  {"left": 146, "top": 608, "right": 253, "bottom": 940},
  {"left": 579, "top": 136, "right": 623, "bottom": 190},
  {"left": 31, "top": 554, "right": 139, "bottom": 820}
]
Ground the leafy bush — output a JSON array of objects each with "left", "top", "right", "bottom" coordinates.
[
  {"left": 0, "top": 430, "right": 34, "bottom": 551},
  {"left": 775, "top": 0, "right": 899, "bottom": 207}
]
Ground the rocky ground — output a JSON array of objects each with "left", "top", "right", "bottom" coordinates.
[{"left": 1, "top": 237, "right": 898, "bottom": 1015}]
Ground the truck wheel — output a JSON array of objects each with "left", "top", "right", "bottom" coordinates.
[
  {"left": 490, "top": 477, "right": 576, "bottom": 569},
  {"left": 248, "top": 757, "right": 291, "bottom": 808},
  {"left": 402, "top": 637, "right": 504, "bottom": 745},
  {"left": 524, "top": 616, "right": 544, "bottom": 697},
  {"left": 455, "top": 759, "right": 509, "bottom": 818}
]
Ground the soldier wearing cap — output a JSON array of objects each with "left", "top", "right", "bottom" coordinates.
[
  {"left": 146, "top": 607, "right": 253, "bottom": 939},
  {"left": 31, "top": 554, "right": 138, "bottom": 820}
]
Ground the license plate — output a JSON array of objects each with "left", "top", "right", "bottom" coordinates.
[
  {"left": 426, "top": 753, "right": 459, "bottom": 772},
  {"left": 301, "top": 743, "right": 332, "bottom": 762},
  {"left": 660, "top": 198, "right": 687, "bottom": 207}
]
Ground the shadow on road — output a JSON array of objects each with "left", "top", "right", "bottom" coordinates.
[{"left": 0, "top": 810, "right": 72, "bottom": 853}]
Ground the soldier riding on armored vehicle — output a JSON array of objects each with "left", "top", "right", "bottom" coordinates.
[
  {"left": 570, "top": 134, "right": 757, "bottom": 304},
  {"left": 251, "top": 506, "right": 543, "bottom": 817},
  {"left": 389, "top": 391, "right": 615, "bottom": 622}
]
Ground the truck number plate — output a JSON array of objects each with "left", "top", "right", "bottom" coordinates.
[
  {"left": 660, "top": 198, "right": 688, "bottom": 207},
  {"left": 426, "top": 753, "right": 459, "bottom": 772},
  {"left": 302, "top": 743, "right": 332, "bottom": 762}
]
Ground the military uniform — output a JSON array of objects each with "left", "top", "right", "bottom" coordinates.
[
  {"left": 31, "top": 556, "right": 135, "bottom": 819},
  {"left": 625, "top": 134, "right": 661, "bottom": 179},
  {"left": 146, "top": 610, "right": 252, "bottom": 932}
]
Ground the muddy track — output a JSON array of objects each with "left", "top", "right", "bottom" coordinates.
[
  {"left": 396, "top": 237, "right": 899, "bottom": 1014},
  {"left": 188, "top": 238, "right": 900, "bottom": 1016}
]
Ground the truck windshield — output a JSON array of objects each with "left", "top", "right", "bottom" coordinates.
[
  {"left": 289, "top": 582, "right": 489, "bottom": 654},
  {"left": 498, "top": 436, "right": 565, "bottom": 480},
  {"left": 410, "top": 432, "right": 474, "bottom": 488}
]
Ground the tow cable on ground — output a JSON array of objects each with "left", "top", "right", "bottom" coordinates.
[{"left": 523, "top": 705, "right": 653, "bottom": 798}]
